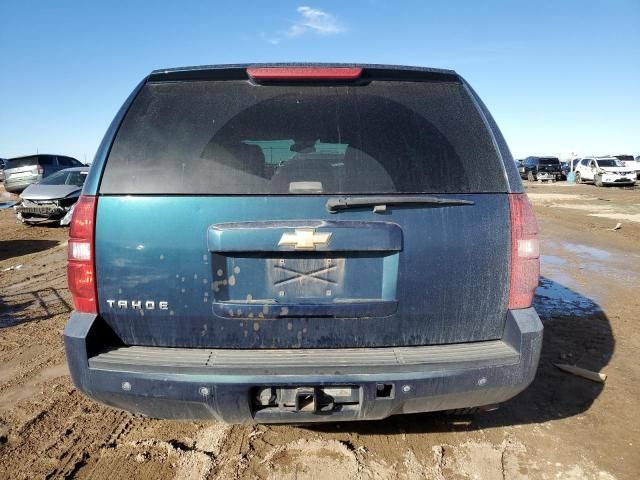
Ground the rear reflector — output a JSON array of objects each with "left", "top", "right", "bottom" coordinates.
[
  {"left": 247, "top": 67, "right": 363, "bottom": 81},
  {"left": 508, "top": 194, "right": 540, "bottom": 309},
  {"left": 68, "top": 195, "right": 98, "bottom": 313}
]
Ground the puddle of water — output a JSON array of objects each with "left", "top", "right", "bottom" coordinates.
[
  {"left": 562, "top": 243, "right": 611, "bottom": 261},
  {"left": 540, "top": 255, "right": 566, "bottom": 266},
  {"left": 542, "top": 239, "right": 638, "bottom": 283},
  {"left": 534, "top": 277, "right": 601, "bottom": 318}
]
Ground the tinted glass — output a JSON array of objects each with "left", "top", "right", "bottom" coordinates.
[
  {"left": 39, "top": 156, "right": 55, "bottom": 165},
  {"left": 67, "top": 171, "right": 88, "bottom": 186},
  {"left": 58, "top": 157, "right": 75, "bottom": 166},
  {"left": 6, "top": 156, "right": 37, "bottom": 169},
  {"left": 39, "top": 170, "right": 88, "bottom": 186},
  {"left": 39, "top": 170, "right": 69, "bottom": 185},
  {"left": 538, "top": 158, "right": 559, "bottom": 165},
  {"left": 101, "top": 80, "right": 507, "bottom": 194},
  {"left": 597, "top": 159, "right": 622, "bottom": 167}
]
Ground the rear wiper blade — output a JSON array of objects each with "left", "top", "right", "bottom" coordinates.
[{"left": 326, "top": 195, "right": 475, "bottom": 213}]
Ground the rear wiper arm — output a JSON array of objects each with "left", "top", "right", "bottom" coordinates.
[{"left": 326, "top": 195, "right": 475, "bottom": 213}]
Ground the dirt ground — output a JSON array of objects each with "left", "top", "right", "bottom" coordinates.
[{"left": 1, "top": 181, "right": 639, "bottom": 479}]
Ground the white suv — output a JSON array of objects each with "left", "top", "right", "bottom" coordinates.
[
  {"left": 612, "top": 155, "right": 640, "bottom": 180},
  {"left": 575, "top": 157, "right": 637, "bottom": 186}
]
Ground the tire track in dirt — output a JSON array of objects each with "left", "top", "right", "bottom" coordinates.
[{"left": 0, "top": 380, "right": 129, "bottom": 479}]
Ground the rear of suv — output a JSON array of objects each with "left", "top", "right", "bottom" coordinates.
[
  {"left": 611, "top": 154, "right": 640, "bottom": 180},
  {"left": 4, "top": 154, "right": 83, "bottom": 193},
  {"left": 64, "top": 64, "right": 542, "bottom": 423},
  {"left": 520, "top": 156, "right": 562, "bottom": 182}
]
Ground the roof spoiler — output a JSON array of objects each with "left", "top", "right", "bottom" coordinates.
[{"left": 148, "top": 63, "right": 460, "bottom": 84}]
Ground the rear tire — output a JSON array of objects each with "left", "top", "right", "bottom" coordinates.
[
  {"left": 527, "top": 171, "right": 536, "bottom": 182},
  {"left": 575, "top": 172, "right": 582, "bottom": 184}
]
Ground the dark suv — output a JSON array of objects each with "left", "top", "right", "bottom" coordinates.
[
  {"left": 520, "top": 156, "right": 562, "bottom": 182},
  {"left": 3, "top": 154, "right": 84, "bottom": 193},
  {"left": 64, "top": 64, "right": 542, "bottom": 423}
]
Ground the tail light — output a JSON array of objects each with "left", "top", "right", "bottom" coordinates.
[
  {"left": 508, "top": 193, "right": 540, "bottom": 309},
  {"left": 68, "top": 195, "right": 98, "bottom": 313},
  {"left": 37, "top": 164, "right": 44, "bottom": 175},
  {"left": 247, "top": 67, "right": 363, "bottom": 81}
]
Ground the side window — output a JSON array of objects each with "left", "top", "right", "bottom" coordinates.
[
  {"left": 581, "top": 159, "right": 588, "bottom": 166},
  {"left": 39, "top": 156, "right": 54, "bottom": 166},
  {"left": 58, "top": 157, "right": 74, "bottom": 167}
]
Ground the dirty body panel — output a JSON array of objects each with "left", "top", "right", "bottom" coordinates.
[{"left": 94, "top": 194, "right": 510, "bottom": 348}]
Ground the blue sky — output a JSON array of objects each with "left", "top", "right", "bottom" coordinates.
[{"left": 1, "top": 0, "right": 638, "bottom": 162}]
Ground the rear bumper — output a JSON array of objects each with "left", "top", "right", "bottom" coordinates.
[
  {"left": 536, "top": 171, "right": 561, "bottom": 180},
  {"left": 64, "top": 308, "right": 543, "bottom": 423},
  {"left": 4, "top": 178, "right": 36, "bottom": 193}
]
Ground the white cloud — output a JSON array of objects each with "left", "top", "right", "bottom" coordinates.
[
  {"left": 287, "top": 6, "right": 345, "bottom": 36},
  {"left": 263, "top": 6, "right": 345, "bottom": 44}
]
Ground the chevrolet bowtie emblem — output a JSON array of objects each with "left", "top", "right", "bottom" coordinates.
[{"left": 278, "top": 229, "right": 332, "bottom": 250}]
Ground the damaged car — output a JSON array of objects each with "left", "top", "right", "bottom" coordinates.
[
  {"left": 575, "top": 157, "right": 637, "bottom": 186},
  {"left": 15, "top": 167, "right": 89, "bottom": 225}
]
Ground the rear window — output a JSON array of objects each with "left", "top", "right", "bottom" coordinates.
[
  {"left": 538, "top": 158, "right": 560, "bottom": 165},
  {"left": 6, "top": 156, "right": 38, "bottom": 169},
  {"left": 40, "top": 170, "right": 88, "bottom": 186},
  {"left": 100, "top": 80, "right": 508, "bottom": 194},
  {"left": 58, "top": 157, "right": 77, "bottom": 167}
]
